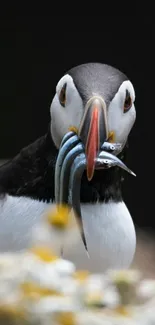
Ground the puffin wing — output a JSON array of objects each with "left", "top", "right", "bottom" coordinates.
[{"left": 0, "top": 131, "right": 58, "bottom": 202}]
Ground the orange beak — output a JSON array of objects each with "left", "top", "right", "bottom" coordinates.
[{"left": 79, "top": 97, "right": 108, "bottom": 181}]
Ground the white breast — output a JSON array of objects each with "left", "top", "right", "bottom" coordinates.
[
  {"left": 82, "top": 201, "right": 136, "bottom": 271},
  {"left": 0, "top": 195, "right": 136, "bottom": 272},
  {"left": 64, "top": 201, "right": 136, "bottom": 272},
  {"left": 0, "top": 195, "right": 50, "bottom": 251}
]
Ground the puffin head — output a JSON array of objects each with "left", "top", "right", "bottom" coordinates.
[{"left": 50, "top": 63, "right": 136, "bottom": 181}]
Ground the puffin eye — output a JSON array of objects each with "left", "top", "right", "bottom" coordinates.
[
  {"left": 59, "top": 83, "right": 67, "bottom": 107},
  {"left": 124, "top": 89, "right": 132, "bottom": 113}
]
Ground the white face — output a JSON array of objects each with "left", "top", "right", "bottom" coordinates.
[
  {"left": 50, "top": 74, "right": 136, "bottom": 149},
  {"left": 108, "top": 80, "right": 136, "bottom": 146},
  {"left": 50, "top": 74, "right": 83, "bottom": 148}
]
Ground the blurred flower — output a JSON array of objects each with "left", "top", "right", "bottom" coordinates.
[
  {"left": 137, "top": 279, "right": 155, "bottom": 302},
  {"left": 30, "top": 246, "right": 59, "bottom": 262},
  {"left": 54, "top": 311, "right": 77, "bottom": 325},
  {"left": 107, "top": 269, "right": 141, "bottom": 305},
  {"left": 30, "top": 204, "right": 79, "bottom": 255},
  {"left": 0, "top": 208, "right": 154, "bottom": 324},
  {"left": 47, "top": 204, "right": 71, "bottom": 229},
  {"left": 108, "top": 269, "right": 141, "bottom": 285},
  {"left": 73, "top": 270, "right": 90, "bottom": 282}
]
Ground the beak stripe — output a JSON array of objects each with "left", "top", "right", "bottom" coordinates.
[{"left": 86, "top": 107, "right": 99, "bottom": 181}]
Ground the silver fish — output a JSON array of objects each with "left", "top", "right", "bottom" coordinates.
[
  {"left": 101, "top": 142, "right": 122, "bottom": 155},
  {"left": 55, "top": 134, "right": 80, "bottom": 203},
  {"left": 59, "top": 143, "right": 84, "bottom": 204},
  {"left": 59, "top": 131, "right": 75, "bottom": 149}
]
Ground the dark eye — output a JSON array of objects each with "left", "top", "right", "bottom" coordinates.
[
  {"left": 124, "top": 89, "right": 132, "bottom": 113},
  {"left": 59, "top": 83, "right": 67, "bottom": 107}
]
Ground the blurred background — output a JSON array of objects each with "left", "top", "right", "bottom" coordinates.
[{"left": 0, "top": 12, "right": 155, "bottom": 275}]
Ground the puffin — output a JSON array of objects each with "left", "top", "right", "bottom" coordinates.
[{"left": 0, "top": 62, "right": 136, "bottom": 271}]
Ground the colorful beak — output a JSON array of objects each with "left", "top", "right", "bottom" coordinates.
[{"left": 79, "top": 97, "right": 108, "bottom": 181}]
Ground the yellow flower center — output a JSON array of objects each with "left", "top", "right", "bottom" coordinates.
[
  {"left": 55, "top": 312, "right": 76, "bottom": 325},
  {"left": 85, "top": 293, "right": 102, "bottom": 306},
  {"left": 73, "top": 270, "right": 90, "bottom": 282},
  {"left": 21, "top": 282, "right": 61, "bottom": 298},
  {"left": 30, "top": 246, "right": 58, "bottom": 262},
  {"left": 47, "top": 205, "right": 71, "bottom": 229},
  {"left": 111, "top": 270, "right": 139, "bottom": 285},
  {"left": 0, "top": 305, "right": 25, "bottom": 322},
  {"left": 114, "top": 305, "right": 131, "bottom": 317}
]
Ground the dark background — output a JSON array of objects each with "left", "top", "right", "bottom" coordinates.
[{"left": 0, "top": 14, "right": 154, "bottom": 233}]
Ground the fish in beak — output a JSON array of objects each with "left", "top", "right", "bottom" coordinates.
[{"left": 78, "top": 96, "right": 108, "bottom": 181}]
